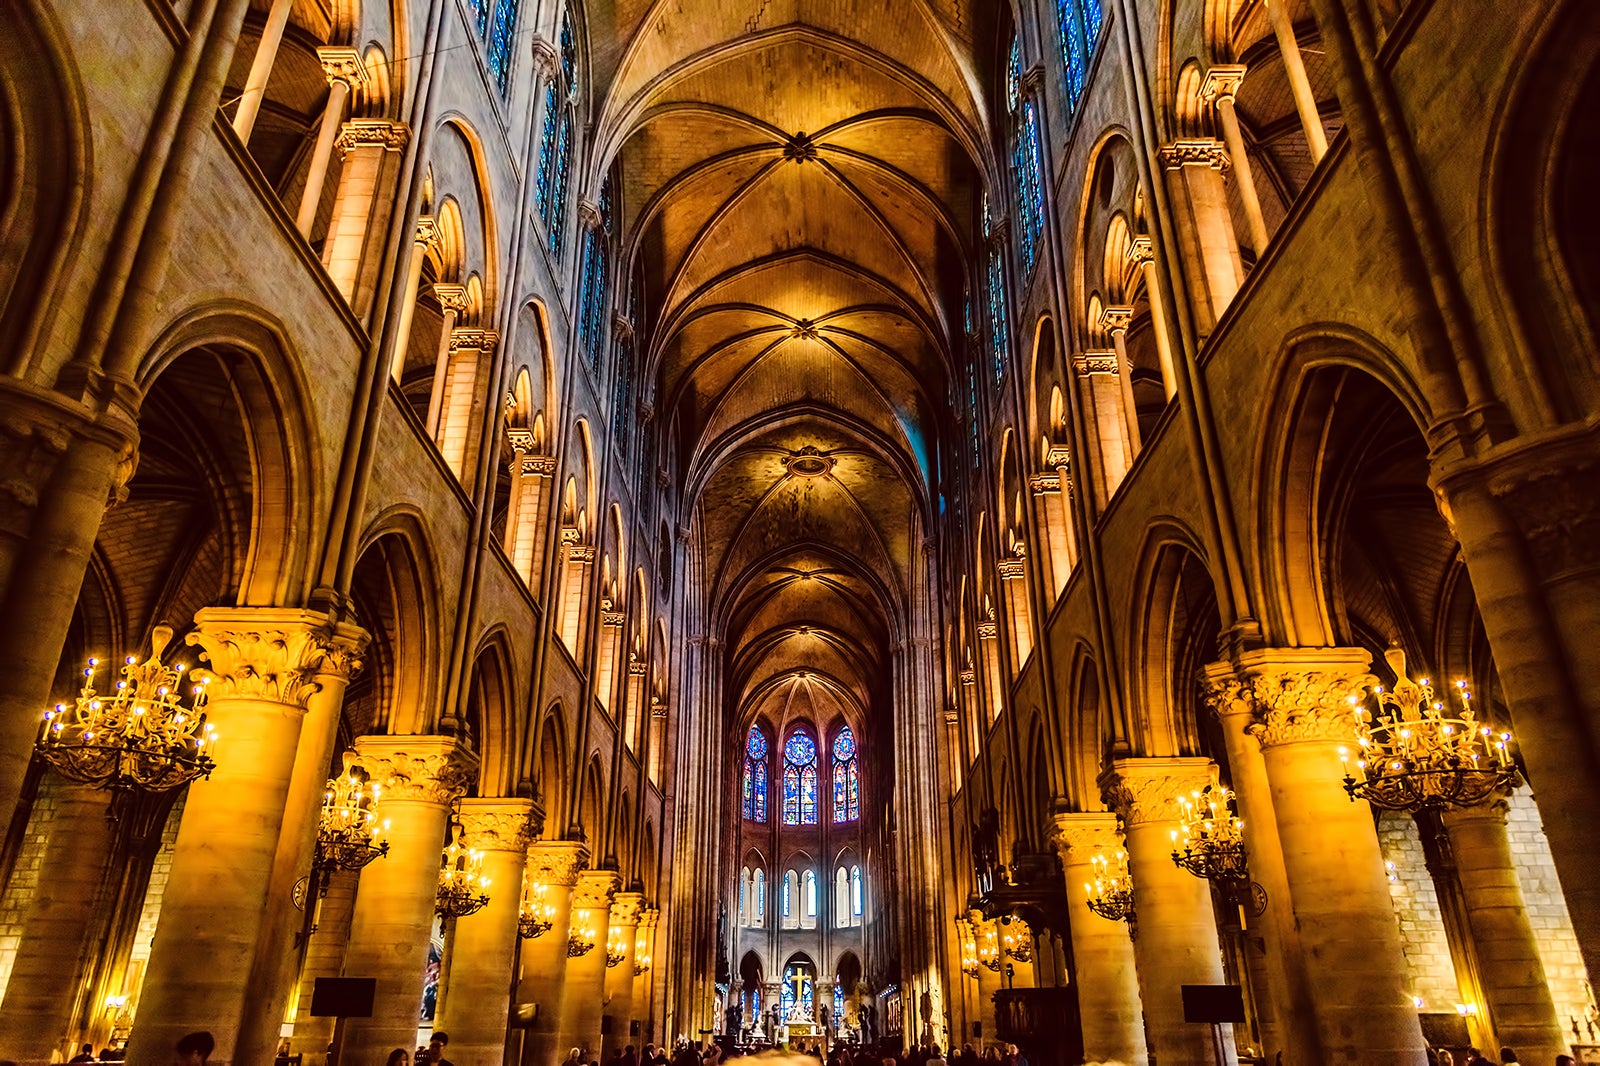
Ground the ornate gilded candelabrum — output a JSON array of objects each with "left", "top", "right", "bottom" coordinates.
[
  {"left": 1084, "top": 848, "right": 1135, "bottom": 924},
  {"left": 955, "top": 918, "right": 979, "bottom": 978},
  {"left": 567, "top": 922, "right": 597, "bottom": 958},
  {"left": 976, "top": 920, "right": 1003, "bottom": 972},
  {"left": 1000, "top": 917, "right": 1033, "bottom": 963},
  {"left": 605, "top": 927, "right": 629, "bottom": 968},
  {"left": 634, "top": 930, "right": 653, "bottom": 975},
  {"left": 36, "top": 626, "right": 217, "bottom": 794},
  {"left": 519, "top": 881, "right": 556, "bottom": 939},
  {"left": 435, "top": 814, "right": 491, "bottom": 918},
  {"left": 1171, "top": 784, "right": 1247, "bottom": 886},
  {"left": 1342, "top": 649, "right": 1517, "bottom": 812},
  {"left": 316, "top": 768, "right": 388, "bottom": 878}
]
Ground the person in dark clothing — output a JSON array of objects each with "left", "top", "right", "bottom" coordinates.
[
  {"left": 173, "top": 1032, "right": 214, "bottom": 1066},
  {"left": 69, "top": 1046, "right": 95, "bottom": 1063}
]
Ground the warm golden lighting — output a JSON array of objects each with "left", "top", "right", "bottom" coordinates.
[
  {"left": 36, "top": 625, "right": 217, "bottom": 793},
  {"left": 634, "top": 930, "right": 653, "bottom": 975},
  {"left": 1342, "top": 649, "right": 1517, "bottom": 811},
  {"left": 1170, "top": 783, "right": 1247, "bottom": 885},
  {"left": 605, "top": 927, "right": 629, "bottom": 968},
  {"left": 316, "top": 768, "right": 388, "bottom": 876},
  {"left": 567, "top": 923, "right": 597, "bottom": 957},
  {"left": 1085, "top": 848, "right": 1135, "bottom": 924},
  {"left": 436, "top": 815, "right": 491, "bottom": 918},
  {"left": 1000, "top": 917, "right": 1033, "bottom": 963},
  {"left": 519, "top": 881, "right": 556, "bottom": 939},
  {"left": 955, "top": 918, "right": 979, "bottom": 978},
  {"left": 976, "top": 919, "right": 1002, "bottom": 972}
]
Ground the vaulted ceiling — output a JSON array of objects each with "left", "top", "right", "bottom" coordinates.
[{"left": 595, "top": 0, "right": 1000, "bottom": 740}]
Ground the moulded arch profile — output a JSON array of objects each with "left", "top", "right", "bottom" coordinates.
[
  {"left": 535, "top": 703, "right": 569, "bottom": 832},
  {"left": 466, "top": 629, "right": 519, "bottom": 796},
  {"left": 1124, "top": 522, "right": 1222, "bottom": 756}
]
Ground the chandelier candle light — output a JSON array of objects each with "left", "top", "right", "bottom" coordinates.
[
  {"left": 605, "top": 927, "right": 629, "bottom": 968},
  {"left": 519, "top": 881, "right": 557, "bottom": 939},
  {"left": 436, "top": 815, "right": 491, "bottom": 918},
  {"left": 1085, "top": 847, "right": 1135, "bottom": 924},
  {"left": 568, "top": 922, "right": 597, "bottom": 958},
  {"left": 316, "top": 768, "right": 389, "bottom": 877},
  {"left": 36, "top": 625, "right": 217, "bottom": 794},
  {"left": 956, "top": 919, "right": 979, "bottom": 978},
  {"left": 1341, "top": 648, "right": 1518, "bottom": 812},
  {"left": 1170, "top": 784, "right": 1247, "bottom": 885},
  {"left": 1001, "top": 917, "right": 1033, "bottom": 963},
  {"left": 634, "top": 931, "right": 652, "bottom": 976}
]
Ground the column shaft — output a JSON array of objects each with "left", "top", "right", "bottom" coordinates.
[
  {"left": 559, "top": 871, "right": 620, "bottom": 1058},
  {"left": 1440, "top": 801, "right": 1565, "bottom": 1063},
  {"left": 290, "top": 868, "right": 359, "bottom": 1056},
  {"left": 517, "top": 842, "right": 585, "bottom": 1066},
  {"left": 602, "top": 893, "right": 645, "bottom": 1057},
  {"left": 230, "top": 0, "right": 292, "bottom": 142},
  {"left": 1265, "top": 0, "right": 1330, "bottom": 161}
]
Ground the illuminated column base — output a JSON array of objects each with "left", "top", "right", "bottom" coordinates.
[
  {"left": 1102, "top": 756, "right": 1231, "bottom": 1066},
  {"left": 602, "top": 892, "right": 646, "bottom": 1057},
  {"left": 558, "top": 870, "right": 620, "bottom": 1058},
  {"left": 1240, "top": 648, "right": 1428, "bottom": 1065},
  {"left": 436, "top": 798, "right": 536, "bottom": 1063},
  {"left": 336, "top": 735, "right": 476, "bottom": 1065},
  {"left": 1049, "top": 813, "right": 1146, "bottom": 1065}
]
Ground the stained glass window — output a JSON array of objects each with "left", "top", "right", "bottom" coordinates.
[
  {"left": 781, "top": 963, "right": 815, "bottom": 1017},
  {"left": 851, "top": 864, "right": 863, "bottom": 915},
  {"left": 559, "top": 13, "right": 576, "bottom": 85},
  {"left": 742, "top": 727, "right": 767, "bottom": 822},
  {"left": 535, "top": 9, "right": 576, "bottom": 256},
  {"left": 534, "top": 83, "right": 560, "bottom": 225},
  {"left": 1006, "top": 36, "right": 1044, "bottom": 277},
  {"left": 487, "top": 0, "right": 519, "bottom": 95},
  {"left": 548, "top": 109, "right": 573, "bottom": 257},
  {"left": 783, "top": 730, "right": 818, "bottom": 825},
  {"left": 832, "top": 727, "right": 859, "bottom": 823},
  {"left": 1057, "top": 0, "right": 1104, "bottom": 118},
  {"left": 576, "top": 181, "right": 611, "bottom": 368},
  {"left": 987, "top": 244, "right": 1009, "bottom": 386},
  {"left": 466, "top": 0, "right": 489, "bottom": 39}
]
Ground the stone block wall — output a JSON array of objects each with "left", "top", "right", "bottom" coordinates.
[
  {"left": 1378, "top": 811, "right": 1460, "bottom": 1012},
  {"left": 1507, "top": 787, "right": 1591, "bottom": 1031},
  {"left": 0, "top": 776, "right": 60, "bottom": 1001}
]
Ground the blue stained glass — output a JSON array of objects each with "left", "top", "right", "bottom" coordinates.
[
  {"left": 831, "top": 726, "right": 859, "bottom": 823},
  {"left": 783, "top": 730, "right": 817, "bottom": 825},
  {"left": 783, "top": 766, "right": 800, "bottom": 824},
  {"left": 742, "top": 763, "right": 752, "bottom": 811},
  {"left": 747, "top": 727, "right": 768, "bottom": 760},
  {"left": 1006, "top": 37, "right": 1021, "bottom": 114},
  {"left": 534, "top": 83, "right": 559, "bottom": 224},
  {"left": 987, "top": 246, "right": 1009, "bottom": 384},
  {"left": 577, "top": 217, "right": 610, "bottom": 367},
  {"left": 753, "top": 760, "right": 767, "bottom": 821},
  {"left": 558, "top": 13, "right": 576, "bottom": 86},
  {"left": 833, "top": 766, "right": 846, "bottom": 821},
  {"left": 488, "top": 0, "right": 519, "bottom": 96},
  {"left": 800, "top": 766, "right": 817, "bottom": 824},
  {"left": 1085, "top": 0, "right": 1103, "bottom": 50},
  {"left": 1014, "top": 100, "right": 1045, "bottom": 275},
  {"left": 785, "top": 731, "right": 817, "bottom": 766},
  {"left": 1059, "top": 0, "right": 1087, "bottom": 110},
  {"left": 466, "top": 0, "right": 489, "bottom": 38},
  {"left": 832, "top": 727, "right": 855, "bottom": 761},
  {"left": 548, "top": 111, "right": 573, "bottom": 257}
]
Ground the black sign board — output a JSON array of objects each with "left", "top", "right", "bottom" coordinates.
[
  {"left": 1181, "top": 985, "right": 1246, "bottom": 1024},
  {"left": 310, "top": 977, "right": 377, "bottom": 1018}
]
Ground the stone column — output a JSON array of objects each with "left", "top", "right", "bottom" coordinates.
[
  {"left": 1200, "top": 65, "right": 1272, "bottom": 254},
  {"left": 1238, "top": 648, "right": 1428, "bottom": 1064},
  {"left": 996, "top": 556, "right": 1032, "bottom": 668},
  {"left": 1028, "top": 471, "right": 1074, "bottom": 595},
  {"left": 230, "top": 0, "right": 292, "bottom": 142},
  {"left": 296, "top": 48, "right": 366, "bottom": 237},
  {"left": 386, "top": 216, "right": 439, "bottom": 382},
  {"left": 1264, "top": 0, "right": 1329, "bottom": 161},
  {"left": 557, "top": 540, "right": 596, "bottom": 654},
  {"left": 289, "top": 867, "right": 358, "bottom": 1057},
  {"left": 1125, "top": 237, "right": 1179, "bottom": 401},
  {"left": 436, "top": 798, "right": 535, "bottom": 1064},
  {"left": 517, "top": 842, "right": 587, "bottom": 1066},
  {"left": 322, "top": 119, "right": 411, "bottom": 316},
  {"left": 1202, "top": 664, "right": 1323, "bottom": 1065},
  {"left": 631, "top": 908, "right": 659, "bottom": 1045},
  {"left": 1048, "top": 813, "right": 1146, "bottom": 1065},
  {"left": 559, "top": 870, "right": 620, "bottom": 1059},
  {"left": 1073, "top": 351, "right": 1134, "bottom": 505},
  {"left": 1158, "top": 139, "right": 1244, "bottom": 333},
  {"left": 0, "top": 783, "right": 117, "bottom": 1061},
  {"left": 1101, "top": 756, "right": 1231, "bottom": 1066},
  {"left": 1100, "top": 306, "right": 1143, "bottom": 453},
  {"left": 1439, "top": 798, "right": 1566, "bottom": 1063},
  {"left": 603, "top": 892, "right": 646, "bottom": 1056},
  {"left": 336, "top": 735, "right": 477, "bottom": 1065},
  {"left": 124, "top": 609, "right": 345, "bottom": 1063},
  {"left": 423, "top": 284, "right": 470, "bottom": 436},
  {"left": 969, "top": 911, "right": 1003, "bottom": 1043},
  {"left": 505, "top": 441, "right": 556, "bottom": 589}
]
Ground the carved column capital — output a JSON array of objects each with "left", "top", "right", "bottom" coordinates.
[
  {"left": 1234, "top": 647, "right": 1376, "bottom": 748},
  {"left": 317, "top": 46, "right": 369, "bottom": 90},
  {"left": 458, "top": 797, "right": 537, "bottom": 852},
  {"left": 1028, "top": 471, "right": 1061, "bottom": 495},
  {"left": 1199, "top": 660, "right": 1252, "bottom": 725},
  {"left": 610, "top": 890, "right": 647, "bottom": 926},
  {"left": 414, "top": 214, "right": 441, "bottom": 249},
  {"left": 1047, "top": 811, "right": 1123, "bottom": 860},
  {"left": 578, "top": 198, "right": 604, "bottom": 231},
  {"left": 1073, "top": 351, "right": 1120, "bottom": 376},
  {"left": 527, "top": 840, "right": 590, "bottom": 887},
  {"left": 573, "top": 869, "right": 623, "bottom": 910},
  {"left": 1100, "top": 306, "right": 1134, "bottom": 336},
  {"left": 530, "top": 36, "right": 560, "bottom": 81},
  {"left": 350, "top": 734, "right": 478, "bottom": 806},
  {"left": 1099, "top": 756, "right": 1215, "bottom": 826},
  {"left": 1157, "top": 138, "right": 1230, "bottom": 171},
  {"left": 336, "top": 117, "right": 409, "bottom": 156},
  {"left": 449, "top": 328, "right": 499, "bottom": 353},
  {"left": 1126, "top": 235, "right": 1154, "bottom": 267},
  {"left": 433, "top": 282, "right": 470, "bottom": 315},
  {"left": 1200, "top": 64, "right": 1247, "bottom": 104},
  {"left": 187, "top": 608, "right": 367, "bottom": 708}
]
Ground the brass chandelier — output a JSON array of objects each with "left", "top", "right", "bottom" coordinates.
[
  {"left": 1170, "top": 784, "right": 1247, "bottom": 886},
  {"left": 1342, "top": 649, "right": 1517, "bottom": 812},
  {"left": 1084, "top": 848, "right": 1135, "bottom": 924},
  {"left": 955, "top": 919, "right": 979, "bottom": 978},
  {"left": 633, "top": 933, "right": 652, "bottom": 976},
  {"left": 567, "top": 922, "right": 597, "bottom": 958},
  {"left": 36, "top": 626, "right": 217, "bottom": 793},
  {"left": 1000, "top": 917, "right": 1033, "bottom": 963},
  {"left": 436, "top": 814, "right": 491, "bottom": 918},
  {"left": 976, "top": 920, "right": 1002, "bottom": 972},
  {"left": 315, "top": 768, "right": 388, "bottom": 879},
  {"left": 605, "top": 927, "right": 629, "bottom": 968},
  {"left": 519, "top": 881, "right": 556, "bottom": 939}
]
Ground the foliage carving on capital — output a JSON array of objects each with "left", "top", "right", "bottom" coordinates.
[
  {"left": 1242, "top": 660, "right": 1375, "bottom": 748},
  {"left": 573, "top": 870, "right": 622, "bottom": 911},
  {"left": 1199, "top": 64, "right": 1247, "bottom": 104},
  {"left": 1199, "top": 664, "right": 1251, "bottom": 724},
  {"left": 1047, "top": 813, "right": 1122, "bottom": 861},
  {"left": 1157, "top": 138, "right": 1230, "bottom": 171},
  {"left": 459, "top": 800, "right": 537, "bottom": 852},
  {"left": 610, "top": 891, "right": 646, "bottom": 926},
  {"left": 187, "top": 609, "right": 364, "bottom": 709},
  {"left": 1099, "top": 758, "right": 1215, "bottom": 826},
  {"left": 527, "top": 841, "right": 589, "bottom": 887},
  {"left": 317, "top": 46, "right": 368, "bottom": 89},
  {"left": 337, "top": 118, "right": 409, "bottom": 155},
  {"left": 350, "top": 735, "right": 478, "bottom": 805}
]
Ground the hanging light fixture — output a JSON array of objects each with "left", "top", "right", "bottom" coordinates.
[
  {"left": 1342, "top": 649, "right": 1517, "bottom": 812},
  {"left": 36, "top": 626, "right": 217, "bottom": 793},
  {"left": 605, "top": 927, "right": 630, "bottom": 968},
  {"left": 519, "top": 881, "right": 556, "bottom": 939},
  {"left": 1170, "top": 784, "right": 1247, "bottom": 885},
  {"left": 634, "top": 930, "right": 653, "bottom": 976},
  {"left": 955, "top": 918, "right": 979, "bottom": 978},
  {"left": 1000, "top": 917, "right": 1033, "bottom": 963},
  {"left": 976, "top": 920, "right": 1002, "bottom": 972},
  {"left": 567, "top": 922, "right": 597, "bottom": 957},
  {"left": 1084, "top": 848, "right": 1135, "bottom": 924},
  {"left": 436, "top": 813, "right": 491, "bottom": 918},
  {"left": 316, "top": 768, "right": 389, "bottom": 877}
]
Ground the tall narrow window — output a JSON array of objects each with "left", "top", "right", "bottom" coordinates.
[
  {"left": 487, "top": 0, "right": 520, "bottom": 95},
  {"left": 984, "top": 195, "right": 1010, "bottom": 385},
  {"left": 466, "top": 0, "right": 489, "bottom": 39},
  {"left": 804, "top": 869, "right": 818, "bottom": 922},
  {"left": 535, "top": 8, "right": 576, "bottom": 255},
  {"left": 742, "top": 726, "right": 768, "bottom": 822},
  {"left": 1057, "top": 0, "right": 1104, "bottom": 117},
  {"left": 739, "top": 867, "right": 749, "bottom": 925},
  {"left": 851, "top": 864, "right": 863, "bottom": 920},
  {"left": 1007, "top": 37, "right": 1044, "bottom": 277},
  {"left": 754, "top": 868, "right": 766, "bottom": 925},
  {"left": 783, "top": 730, "right": 819, "bottom": 825},
  {"left": 832, "top": 727, "right": 859, "bottom": 823},
  {"left": 576, "top": 178, "right": 612, "bottom": 367},
  {"left": 835, "top": 867, "right": 849, "bottom": 928}
]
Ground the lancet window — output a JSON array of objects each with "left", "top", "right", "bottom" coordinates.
[
  {"left": 1057, "top": 0, "right": 1104, "bottom": 114},
  {"left": 783, "top": 730, "right": 819, "bottom": 825},
  {"left": 535, "top": 10, "right": 576, "bottom": 255},
  {"left": 742, "top": 726, "right": 768, "bottom": 822},
  {"left": 1007, "top": 38, "right": 1045, "bottom": 276},
  {"left": 832, "top": 726, "right": 859, "bottom": 823}
]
